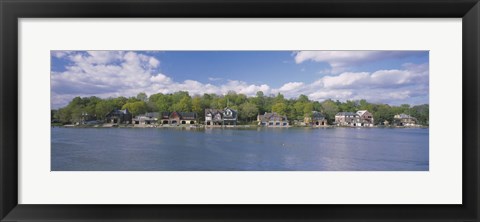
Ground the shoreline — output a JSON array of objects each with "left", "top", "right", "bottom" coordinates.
[{"left": 53, "top": 124, "right": 428, "bottom": 129}]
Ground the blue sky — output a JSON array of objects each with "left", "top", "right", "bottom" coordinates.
[{"left": 51, "top": 51, "right": 429, "bottom": 108}]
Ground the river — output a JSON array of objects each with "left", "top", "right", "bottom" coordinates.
[{"left": 51, "top": 127, "right": 429, "bottom": 171}]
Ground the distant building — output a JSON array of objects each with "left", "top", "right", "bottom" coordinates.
[
  {"left": 393, "top": 113, "right": 417, "bottom": 126},
  {"left": 205, "top": 108, "right": 238, "bottom": 126},
  {"left": 257, "top": 112, "right": 289, "bottom": 127},
  {"left": 305, "top": 111, "right": 328, "bottom": 127},
  {"left": 335, "top": 110, "right": 374, "bottom": 127},
  {"left": 356, "top": 110, "right": 374, "bottom": 127},
  {"left": 133, "top": 112, "right": 160, "bottom": 126},
  {"left": 160, "top": 111, "right": 197, "bottom": 125},
  {"left": 105, "top": 109, "right": 132, "bottom": 124},
  {"left": 79, "top": 112, "right": 96, "bottom": 125},
  {"left": 334, "top": 112, "right": 360, "bottom": 126}
]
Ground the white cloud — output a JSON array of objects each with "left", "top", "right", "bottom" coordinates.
[
  {"left": 278, "top": 82, "right": 304, "bottom": 91},
  {"left": 51, "top": 51, "right": 428, "bottom": 108},
  {"left": 322, "top": 72, "right": 370, "bottom": 89},
  {"left": 293, "top": 51, "right": 419, "bottom": 73}
]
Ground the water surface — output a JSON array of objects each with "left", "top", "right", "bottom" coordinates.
[{"left": 51, "top": 127, "right": 429, "bottom": 171}]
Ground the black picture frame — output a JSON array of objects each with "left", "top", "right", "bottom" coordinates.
[{"left": 1, "top": 0, "right": 479, "bottom": 221}]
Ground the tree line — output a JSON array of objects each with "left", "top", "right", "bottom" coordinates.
[{"left": 52, "top": 91, "right": 429, "bottom": 125}]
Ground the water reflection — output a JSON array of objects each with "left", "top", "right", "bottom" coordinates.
[{"left": 52, "top": 127, "right": 429, "bottom": 171}]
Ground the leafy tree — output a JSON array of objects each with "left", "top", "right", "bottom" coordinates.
[
  {"left": 320, "top": 99, "right": 339, "bottom": 124},
  {"left": 272, "top": 102, "right": 287, "bottom": 115},
  {"left": 122, "top": 101, "right": 148, "bottom": 116},
  {"left": 54, "top": 90, "right": 429, "bottom": 126},
  {"left": 192, "top": 96, "right": 203, "bottom": 119},
  {"left": 298, "top": 94, "right": 309, "bottom": 103},
  {"left": 173, "top": 96, "right": 192, "bottom": 112},
  {"left": 136, "top": 92, "right": 148, "bottom": 102},
  {"left": 303, "top": 102, "right": 314, "bottom": 117},
  {"left": 239, "top": 102, "right": 259, "bottom": 122}
]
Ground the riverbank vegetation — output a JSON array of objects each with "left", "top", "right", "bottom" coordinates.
[{"left": 52, "top": 91, "right": 429, "bottom": 126}]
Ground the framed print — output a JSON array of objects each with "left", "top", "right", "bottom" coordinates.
[{"left": 1, "top": 0, "right": 479, "bottom": 221}]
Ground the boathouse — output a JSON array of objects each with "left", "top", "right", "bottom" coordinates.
[
  {"left": 205, "top": 108, "right": 238, "bottom": 126},
  {"left": 160, "top": 111, "right": 197, "bottom": 125},
  {"left": 257, "top": 112, "right": 289, "bottom": 127},
  {"left": 133, "top": 112, "right": 160, "bottom": 125},
  {"left": 105, "top": 109, "right": 132, "bottom": 124},
  {"left": 334, "top": 112, "right": 360, "bottom": 126},
  {"left": 356, "top": 110, "right": 375, "bottom": 127},
  {"left": 305, "top": 111, "right": 328, "bottom": 127},
  {"left": 393, "top": 113, "right": 417, "bottom": 126}
]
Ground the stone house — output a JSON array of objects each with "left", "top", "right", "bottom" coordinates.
[
  {"left": 257, "top": 112, "right": 289, "bottom": 127},
  {"left": 335, "top": 110, "right": 374, "bottom": 127},
  {"left": 334, "top": 112, "right": 360, "bottom": 126},
  {"left": 160, "top": 111, "right": 197, "bottom": 125},
  {"left": 304, "top": 111, "right": 328, "bottom": 127},
  {"left": 105, "top": 109, "right": 132, "bottom": 124}
]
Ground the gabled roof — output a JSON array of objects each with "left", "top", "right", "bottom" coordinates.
[
  {"left": 205, "top": 109, "right": 222, "bottom": 116},
  {"left": 135, "top": 112, "right": 160, "bottom": 118},
  {"left": 162, "top": 111, "right": 198, "bottom": 120},
  {"left": 356, "top": 110, "right": 368, "bottom": 116},
  {"left": 261, "top": 112, "right": 287, "bottom": 121},
  {"left": 312, "top": 111, "right": 325, "bottom": 119},
  {"left": 106, "top": 108, "right": 130, "bottom": 116},
  {"left": 180, "top": 112, "right": 197, "bottom": 119},
  {"left": 161, "top": 112, "right": 170, "bottom": 118}
]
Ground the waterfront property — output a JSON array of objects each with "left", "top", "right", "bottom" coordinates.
[
  {"left": 258, "top": 112, "right": 289, "bottom": 127},
  {"left": 334, "top": 112, "right": 359, "bottom": 126},
  {"left": 160, "top": 111, "right": 197, "bottom": 125},
  {"left": 105, "top": 109, "right": 132, "bottom": 124},
  {"left": 305, "top": 111, "right": 328, "bottom": 127},
  {"left": 356, "top": 110, "right": 374, "bottom": 127},
  {"left": 334, "top": 110, "right": 374, "bottom": 127},
  {"left": 394, "top": 113, "right": 418, "bottom": 126},
  {"left": 133, "top": 112, "right": 160, "bottom": 126},
  {"left": 205, "top": 108, "right": 238, "bottom": 126},
  {"left": 79, "top": 112, "right": 96, "bottom": 125}
]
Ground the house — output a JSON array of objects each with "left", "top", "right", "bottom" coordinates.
[
  {"left": 356, "top": 110, "right": 374, "bottom": 127},
  {"left": 305, "top": 111, "right": 328, "bottom": 127},
  {"left": 205, "top": 108, "right": 238, "bottom": 126},
  {"left": 105, "top": 109, "right": 132, "bottom": 124},
  {"left": 160, "top": 111, "right": 197, "bottom": 125},
  {"left": 393, "top": 113, "right": 417, "bottom": 126},
  {"left": 335, "top": 110, "right": 374, "bottom": 127},
  {"left": 334, "top": 112, "right": 360, "bottom": 126},
  {"left": 133, "top": 112, "right": 160, "bottom": 126},
  {"left": 257, "top": 112, "right": 289, "bottom": 127},
  {"left": 79, "top": 112, "right": 96, "bottom": 125}
]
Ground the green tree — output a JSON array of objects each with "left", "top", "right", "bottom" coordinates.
[
  {"left": 192, "top": 96, "right": 203, "bottom": 119},
  {"left": 239, "top": 102, "right": 259, "bottom": 122},
  {"left": 173, "top": 96, "right": 192, "bottom": 112},
  {"left": 293, "top": 101, "right": 305, "bottom": 119},
  {"left": 136, "top": 92, "right": 148, "bottom": 102},
  {"left": 320, "top": 99, "right": 339, "bottom": 124},
  {"left": 297, "top": 94, "right": 309, "bottom": 103},
  {"left": 272, "top": 102, "right": 287, "bottom": 115},
  {"left": 122, "top": 101, "right": 148, "bottom": 116},
  {"left": 303, "top": 102, "right": 314, "bottom": 117}
]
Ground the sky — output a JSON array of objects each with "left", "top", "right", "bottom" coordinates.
[{"left": 51, "top": 50, "right": 429, "bottom": 109}]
